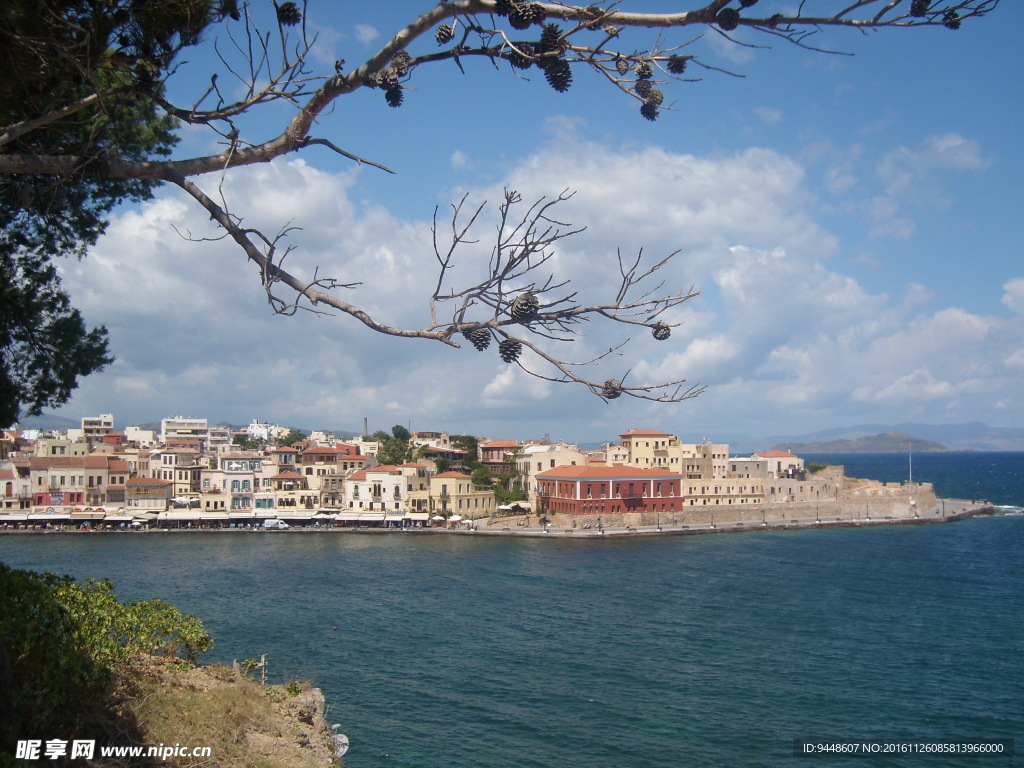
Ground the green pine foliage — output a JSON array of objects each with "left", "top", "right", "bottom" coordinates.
[{"left": 0, "top": 1, "right": 219, "bottom": 426}]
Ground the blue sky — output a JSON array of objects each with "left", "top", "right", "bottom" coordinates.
[{"left": 51, "top": 1, "right": 1024, "bottom": 445}]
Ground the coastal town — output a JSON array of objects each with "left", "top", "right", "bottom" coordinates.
[{"left": 0, "top": 414, "right": 979, "bottom": 534}]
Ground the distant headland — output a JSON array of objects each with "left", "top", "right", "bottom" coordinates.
[{"left": 773, "top": 431, "right": 950, "bottom": 454}]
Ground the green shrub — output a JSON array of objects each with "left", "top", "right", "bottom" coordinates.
[{"left": 0, "top": 562, "right": 213, "bottom": 755}]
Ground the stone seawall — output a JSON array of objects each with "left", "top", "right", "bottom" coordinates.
[
  {"left": 543, "top": 481, "right": 940, "bottom": 529},
  {"left": 467, "top": 498, "right": 990, "bottom": 538}
]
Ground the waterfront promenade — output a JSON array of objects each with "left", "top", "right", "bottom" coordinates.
[{"left": 0, "top": 499, "right": 992, "bottom": 538}]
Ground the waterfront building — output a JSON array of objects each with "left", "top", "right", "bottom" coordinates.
[
  {"left": 536, "top": 465, "right": 686, "bottom": 516},
  {"left": 344, "top": 464, "right": 427, "bottom": 513},
  {"left": 299, "top": 445, "right": 362, "bottom": 487},
  {"left": 1, "top": 462, "right": 31, "bottom": 510},
  {"left": 514, "top": 443, "right": 588, "bottom": 505},
  {"left": 413, "top": 471, "right": 496, "bottom": 519},
  {"left": 28, "top": 455, "right": 131, "bottom": 508},
  {"left": 203, "top": 452, "right": 264, "bottom": 511},
  {"left": 125, "top": 477, "right": 174, "bottom": 509},
  {"left": 150, "top": 448, "right": 204, "bottom": 497}
]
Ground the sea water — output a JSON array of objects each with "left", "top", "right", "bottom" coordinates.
[{"left": 1, "top": 453, "right": 1021, "bottom": 767}]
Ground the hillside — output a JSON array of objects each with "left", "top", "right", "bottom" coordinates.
[{"left": 775, "top": 432, "right": 949, "bottom": 454}]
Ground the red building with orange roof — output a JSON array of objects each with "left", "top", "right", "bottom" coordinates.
[{"left": 536, "top": 465, "right": 685, "bottom": 516}]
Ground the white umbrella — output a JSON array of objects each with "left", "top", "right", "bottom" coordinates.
[
  {"left": 431, "top": 515, "right": 445, "bottom": 521},
  {"left": 450, "top": 515, "right": 462, "bottom": 522}
]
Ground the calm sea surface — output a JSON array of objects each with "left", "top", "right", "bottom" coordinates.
[{"left": 1, "top": 453, "right": 1021, "bottom": 767}]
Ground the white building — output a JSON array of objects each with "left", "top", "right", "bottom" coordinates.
[
  {"left": 82, "top": 413, "right": 115, "bottom": 441},
  {"left": 125, "top": 426, "right": 158, "bottom": 447},
  {"left": 160, "top": 416, "right": 209, "bottom": 447}
]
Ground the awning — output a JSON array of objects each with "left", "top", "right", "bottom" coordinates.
[
  {"left": 200, "top": 512, "right": 230, "bottom": 520},
  {"left": 0, "top": 513, "right": 29, "bottom": 522},
  {"left": 358, "top": 513, "right": 386, "bottom": 522},
  {"left": 71, "top": 510, "right": 106, "bottom": 519},
  {"left": 406, "top": 512, "right": 430, "bottom": 521},
  {"left": 332, "top": 512, "right": 362, "bottom": 521},
  {"left": 105, "top": 515, "right": 136, "bottom": 524},
  {"left": 29, "top": 513, "right": 71, "bottom": 520},
  {"left": 384, "top": 512, "right": 406, "bottom": 519},
  {"left": 158, "top": 511, "right": 206, "bottom": 521}
]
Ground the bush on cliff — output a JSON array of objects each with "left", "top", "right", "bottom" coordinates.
[{"left": 0, "top": 562, "right": 213, "bottom": 758}]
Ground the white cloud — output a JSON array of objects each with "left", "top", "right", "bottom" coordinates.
[
  {"left": 754, "top": 107, "right": 783, "bottom": 124},
  {"left": 52, "top": 135, "right": 1023, "bottom": 438},
  {"left": 450, "top": 150, "right": 471, "bottom": 170},
  {"left": 355, "top": 24, "right": 379, "bottom": 45},
  {"left": 1001, "top": 277, "right": 1024, "bottom": 315}
]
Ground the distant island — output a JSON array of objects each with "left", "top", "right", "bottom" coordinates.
[{"left": 773, "top": 432, "right": 949, "bottom": 453}]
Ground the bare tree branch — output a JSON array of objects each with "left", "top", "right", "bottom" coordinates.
[{"left": 1, "top": 0, "right": 1003, "bottom": 404}]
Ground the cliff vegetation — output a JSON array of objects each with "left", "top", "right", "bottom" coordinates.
[{"left": 0, "top": 563, "right": 337, "bottom": 767}]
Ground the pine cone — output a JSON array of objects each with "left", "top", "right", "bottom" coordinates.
[
  {"left": 521, "top": 2, "right": 547, "bottom": 25},
  {"left": 373, "top": 68, "right": 399, "bottom": 89},
  {"left": 536, "top": 23, "right": 562, "bottom": 55},
  {"left": 645, "top": 88, "right": 664, "bottom": 106},
  {"left": 276, "top": 1, "right": 301, "bottom": 26},
  {"left": 602, "top": 379, "right": 623, "bottom": 399},
  {"left": 652, "top": 322, "right": 671, "bottom": 341},
  {"left": 508, "top": 3, "right": 533, "bottom": 30},
  {"left": 435, "top": 24, "right": 454, "bottom": 45},
  {"left": 543, "top": 58, "right": 573, "bottom": 92},
  {"left": 615, "top": 56, "right": 630, "bottom": 76},
  {"left": 635, "top": 61, "right": 653, "bottom": 80},
  {"left": 391, "top": 50, "right": 411, "bottom": 76},
  {"left": 634, "top": 79, "right": 653, "bottom": 98},
  {"left": 499, "top": 339, "right": 523, "bottom": 363},
  {"left": 507, "top": 42, "right": 534, "bottom": 69},
  {"left": 494, "top": 0, "right": 514, "bottom": 16},
  {"left": 910, "top": 0, "right": 929, "bottom": 17},
  {"left": 666, "top": 55, "right": 687, "bottom": 75},
  {"left": 716, "top": 7, "right": 741, "bottom": 31},
  {"left": 463, "top": 328, "right": 491, "bottom": 351},
  {"left": 640, "top": 102, "right": 659, "bottom": 121},
  {"left": 384, "top": 86, "right": 403, "bottom": 108},
  {"left": 942, "top": 10, "right": 960, "bottom": 29},
  {"left": 510, "top": 292, "right": 539, "bottom": 321}
]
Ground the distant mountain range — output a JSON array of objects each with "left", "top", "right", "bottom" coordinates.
[
  {"left": 759, "top": 422, "right": 1024, "bottom": 453},
  {"left": 772, "top": 432, "right": 949, "bottom": 454}
]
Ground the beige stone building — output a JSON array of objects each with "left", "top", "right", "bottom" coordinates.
[
  {"left": 612, "top": 429, "right": 729, "bottom": 478},
  {"left": 411, "top": 471, "right": 496, "bottom": 519}
]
